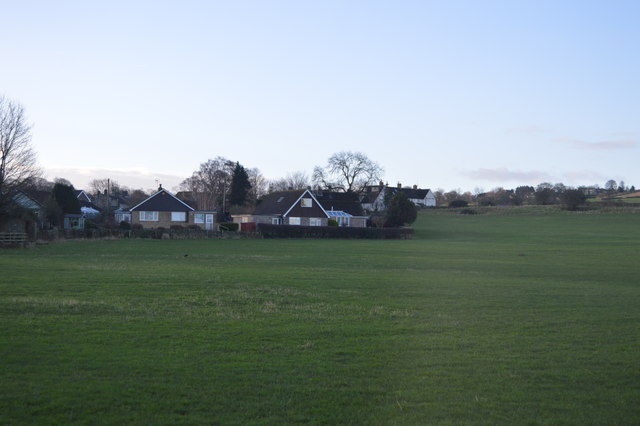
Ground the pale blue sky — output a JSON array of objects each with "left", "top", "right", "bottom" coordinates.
[{"left": 3, "top": 0, "right": 639, "bottom": 192}]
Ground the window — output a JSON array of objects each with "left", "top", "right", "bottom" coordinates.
[
  {"left": 139, "top": 211, "right": 158, "bottom": 221},
  {"left": 309, "top": 218, "right": 321, "bottom": 226},
  {"left": 288, "top": 217, "right": 301, "bottom": 225},
  {"left": 194, "top": 214, "right": 205, "bottom": 224},
  {"left": 301, "top": 198, "right": 312, "bottom": 207},
  {"left": 171, "top": 212, "right": 186, "bottom": 222},
  {"left": 271, "top": 217, "right": 282, "bottom": 225}
]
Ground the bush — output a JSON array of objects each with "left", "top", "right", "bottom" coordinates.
[
  {"left": 170, "top": 225, "right": 184, "bottom": 230},
  {"left": 385, "top": 192, "right": 417, "bottom": 227},
  {"left": 132, "top": 223, "right": 143, "bottom": 231},
  {"left": 460, "top": 208, "right": 477, "bottom": 215},
  {"left": 85, "top": 220, "right": 99, "bottom": 230},
  {"left": 219, "top": 222, "right": 239, "bottom": 231},
  {"left": 449, "top": 199, "right": 469, "bottom": 208},
  {"left": 562, "top": 189, "right": 587, "bottom": 211},
  {"left": 119, "top": 221, "right": 131, "bottom": 230},
  {"left": 328, "top": 219, "right": 339, "bottom": 227}
]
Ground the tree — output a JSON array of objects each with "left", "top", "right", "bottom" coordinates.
[
  {"left": 127, "top": 189, "right": 149, "bottom": 207},
  {"left": 179, "top": 157, "right": 235, "bottom": 210},
  {"left": 44, "top": 183, "right": 80, "bottom": 227},
  {"left": 247, "top": 168, "right": 268, "bottom": 203},
  {"left": 384, "top": 192, "right": 417, "bottom": 227},
  {"left": 51, "top": 183, "right": 80, "bottom": 214},
  {"left": 229, "top": 162, "right": 251, "bottom": 207},
  {"left": 269, "top": 171, "right": 311, "bottom": 192},
  {"left": 0, "top": 96, "right": 40, "bottom": 211},
  {"left": 605, "top": 179, "right": 617, "bottom": 192},
  {"left": 313, "top": 151, "right": 383, "bottom": 192},
  {"left": 535, "top": 182, "right": 556, "bottom": 205},
  {"left": 562, "top": 189, "right": 587, "bottom": 211},
  {"left": 89, "top": 178, "right": 122, "bottom": 196}
]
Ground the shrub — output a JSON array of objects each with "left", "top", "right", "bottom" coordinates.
[
  {"left": 328, "top": 219, "right": 339, "bottom": 227},
  {"left": 460, "top": 208, "right": 477, "bottom": 215},
  {"left": 131, "top": 223, "right": 143, "bottom": 231},
  {"left": 449, "top": 199, "right": 469, "bottom": 208},
  {"left": 219, "top": 222, "right": 239, "bottom": 231},
  {"left": 85, "top": 220, "right": 99, "bottom": 230},
  {"left": 119, "top": 221, "right": 131, "bottom": 230},
  {"left": 562, "top": 189, "right": 587, "bottom": 211},
  {"left": 385, "top": 192, "right": 417, "bottom": 227},
  {"left": 170, "top": 225, "right": 184, "bottom": 230}
]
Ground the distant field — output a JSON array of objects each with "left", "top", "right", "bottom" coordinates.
[{"left": 1, "top": 209, "right": 639, "bottom": 424}]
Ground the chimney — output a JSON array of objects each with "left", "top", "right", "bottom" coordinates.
[
  {"left": 397, "top": 182, "right": 402, "bottom": 189},
  {"left": 413, "top": 185, "right": 418, "bottom": 190},
  {"left": 158, "top": 184, "right": 163, "bottom": 191}
]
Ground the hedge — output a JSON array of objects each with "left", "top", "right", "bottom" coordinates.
[{"left": 256, "top": 224, "right": 414, "bottom": 239}]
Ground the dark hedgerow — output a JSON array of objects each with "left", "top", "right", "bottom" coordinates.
[
  {"left": 219, "top": 222, "right": 239, "bottom": 231},
  {"left": 257, "top": 223, "right": 414, "bottom": 239}
]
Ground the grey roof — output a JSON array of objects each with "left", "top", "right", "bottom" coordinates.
[
  {"left": 313, "top": 191, "right": 365, "bottom": 216},
  {"left": 253, "top": 190, "right": 306, "bottom": 215},
  {"left": 392, "top": 188, "right": 432, "bottom": 199},
  {"left": 130, "top": 188, "right": 194, "bottom": 212}
]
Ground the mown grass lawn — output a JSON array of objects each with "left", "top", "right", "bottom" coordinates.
[{"left": 1, "top": 209, "right": 639, "bottom": 424}]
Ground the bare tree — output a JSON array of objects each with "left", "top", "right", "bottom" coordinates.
[
  {"left": 604, "top": 179, "right": 617, "bottom": 192},
  {"left": 313, "top": 151, "right": 383, "bottom": 192},
  {"left": 0, "top": 96, "right": 40, "bottom": 210},
  {"left": 247, "top": 168, "right": 268, "bottom": 203},
  {"left": 269, "top": 171, "right": 311, "bottom": 192},
  {"left": 179, "top": 157, "right": 235, "bottom": 210}
]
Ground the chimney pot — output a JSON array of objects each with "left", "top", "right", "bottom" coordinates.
[{"left": 397, "top": 182, "right": 402, "bottom": 189}]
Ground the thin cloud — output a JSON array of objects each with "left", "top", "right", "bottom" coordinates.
[
  {"left": 556, "top": 138, "right": 639, "bottom": 150},
  {"left": 562, "top": 170, "right": 606, "bottom": 183},
  {"left": 462, "top": 168, "right": 552, "bottom": 183},
  {"left": 43, "top": 167, "right": 186, "bottom": 191}
]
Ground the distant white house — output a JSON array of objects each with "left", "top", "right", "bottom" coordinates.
[{"left": 363, "top": 183, "right": 436, "bottom": 211}]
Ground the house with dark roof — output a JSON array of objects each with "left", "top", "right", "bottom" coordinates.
[
  {"left": 313, "top": 191, "right": 368, "bottom": 227},
  {"left": 129, "top": 186, "right": 216, "bottom": 230},
  {"left": 251, "top": 189, "right": 329, "bottom": 226}
]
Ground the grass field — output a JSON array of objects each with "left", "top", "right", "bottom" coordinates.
[{"left": 1, "top": 209, "right": 639, "bottom": 424}]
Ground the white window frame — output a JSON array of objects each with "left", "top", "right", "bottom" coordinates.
[
  {"left": 301, "top": 198, "right": 312, "bottom": 208},
  {"left": 309, "top": 218, "right": 321, "bottom": 226},
  {"left": 271, "top": 217, "right": 282, "bottom": 225},
  {"left": 171, "top": 211, "right": 186, "bottom": 222},
  {"left": 194, "top": 213, "right": 205, "bottom": 224},
  {"left": 139, "top": 211, "right": 159, "bottom": 221},
  {"left": 288, "top": 217, "right": 301, "bottom": 225}
]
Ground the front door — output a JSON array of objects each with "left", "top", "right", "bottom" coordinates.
[{"left": 205, "top": 214, "right": 214, "bottom": 230}]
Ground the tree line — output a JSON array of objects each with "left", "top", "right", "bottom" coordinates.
[{"left": 436, "top": 180, "right": 636, "bottom": 211}]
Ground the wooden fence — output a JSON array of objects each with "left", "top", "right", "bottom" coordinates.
[{"left": 0, "top": 232, "right": 28, "bottom": 247}]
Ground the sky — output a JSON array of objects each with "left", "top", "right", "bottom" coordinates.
[{"left": 2, "top": 0, "right": 639, "bottom": 193}]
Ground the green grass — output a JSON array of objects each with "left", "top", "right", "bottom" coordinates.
[{"left": 1, "top": 209, "right": 639, "bottom": 424}]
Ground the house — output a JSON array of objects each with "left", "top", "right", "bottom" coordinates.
[
  {"left": 13, "top": 190, "right": 51, "bottom": 228},
  {"left": 364, "top": 183, "right": 436, "bottom": 211},
  {"left": 129, "top": 185, "right": 216, "bottom": 230},
  {"left": 75, "top": 190, "right": 93, "bottom": 205},
  {"left": 313, "top": 191, "right": 368, "bottom": 227},
  {"left": 251, "top": 189, "right": 329, "bottom": 226}
]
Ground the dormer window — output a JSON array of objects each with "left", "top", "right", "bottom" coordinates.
[{"left": 301, "top": 198, "right": 312, "bottom": 207}]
